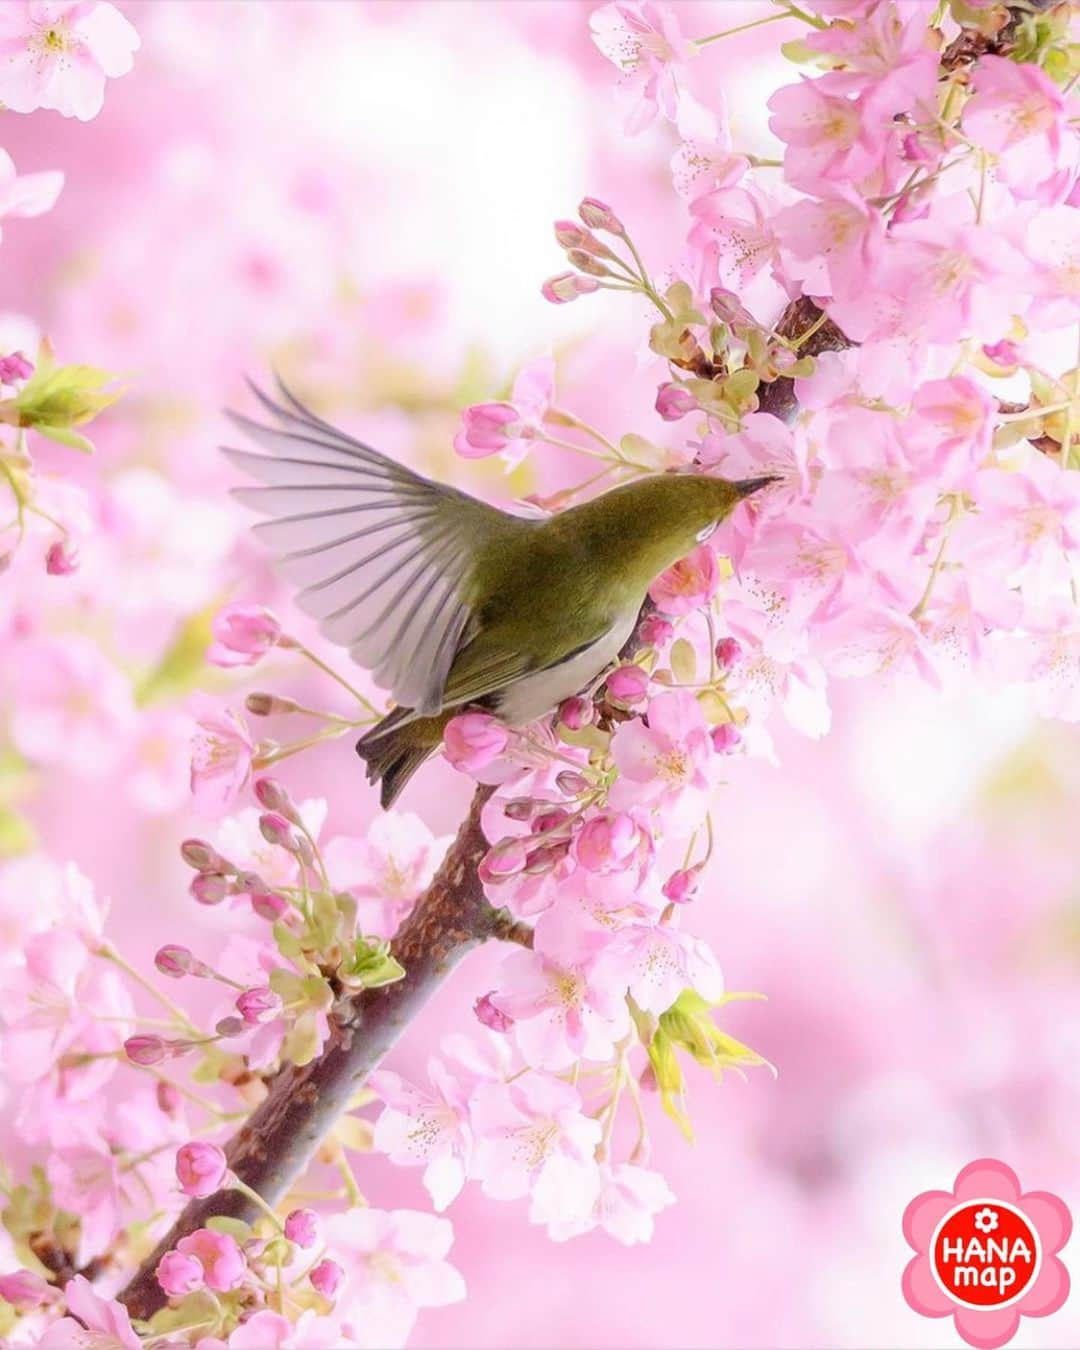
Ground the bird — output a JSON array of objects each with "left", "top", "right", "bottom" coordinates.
[{"left": 224, "top": 381, "right": 774, "bottom": 808}]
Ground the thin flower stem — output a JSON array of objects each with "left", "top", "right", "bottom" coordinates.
[
  {"left": 547, "top": 408, "right": 624, "bottom": 459},
  {"left": 229, "top": 1175, "right": 285, "bottom": 1232},
  {"left": 291, "top": 642, "right": 381, "bottom": 718},
  {"left": 694, "top": 10, "right": 791, "bottom": 45},
  {"left": 910, "top": 497, "right": 962, "bottom": 621},
  {"left": 96, "top": 943, "right": 202, "bottom": 1038}
]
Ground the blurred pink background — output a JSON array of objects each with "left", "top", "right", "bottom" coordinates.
[{"left": 1, "top": 3, "right": 1077, "bottom": 1346}]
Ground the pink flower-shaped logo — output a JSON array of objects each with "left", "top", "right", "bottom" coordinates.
[{"left": 903, "top": 1159, "right": 1071, "bottom": 1348}]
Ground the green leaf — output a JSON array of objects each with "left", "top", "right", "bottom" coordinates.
[
  {"left": 670, "top": 639, "right": 697, "bottom": 685},
  {"left": 339, "top": 936, "right": 405, "bottom": 990}
]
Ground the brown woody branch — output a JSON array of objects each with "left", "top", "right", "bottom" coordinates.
[{"left": 120, "top": 296, "right": 843, "bottom": 1322}]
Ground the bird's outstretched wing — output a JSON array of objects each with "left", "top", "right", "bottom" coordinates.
[{"left": 224, "top": 380, "right": 508, "bottom": 715}]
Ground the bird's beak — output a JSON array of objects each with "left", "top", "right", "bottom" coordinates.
[{"left": 734, "top": 475, "right": 780, "bottom": 498}]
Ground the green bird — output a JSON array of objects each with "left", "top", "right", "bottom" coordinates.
[{"left": 225, "top": 382, "right": 774, "bottom": 808}]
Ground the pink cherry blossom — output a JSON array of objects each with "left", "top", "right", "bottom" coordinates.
[
  {"left": 0, "top": 148, "right": 63, "bottom": 243},
  {"left": 603, "top": 916, "right": 724, "bottom": 1014},
  {"left": 189, "top": 698, "right": 256, "bottom": 815},
  {"left": 963, "top": 55, "right": 1077, "bottom": 204},
  {"left": 37, "top": 1276, "right": 139, "bottom": 1350},
  {"left": 649, "top": 543, "right": 721, "bottom": 616},
  {"left": 324, "top": 810, "right": 449, "bottom": 938},
  {"left": 443, "top": 712, "right": 509, "bottom": 774},
  {"left": 371, "top": 1059, "right": 472, "bottom": 1210},
  {"left": 609, "top": 691, "right": 715, "bottom": 832},
  {"left": 546, "top": 1162, "right": 675, "bottom": 1244},
  {"left": 491, "top": 912, "right": 630, "bottom": 1068},
  {"left": 322, "top": 1208, "right": 466, "bottom": 1349},
  {"left": 206, "top": 602, "right": 282, "bottom": 667},
  {"left": 156, "top": 1249, "right": 204, "bottom": 1297},
  {"left": 0, "top": 0, "right": 140, "bottom": 121},
  {"left": 589, "top": 1, "right": 694, "bottom": 136},
  {"left": 767, "top": 79, "right": 886, "bottom": 196},
  {"left": 453, "top": 356, "right": 554, "bottom": 465}
]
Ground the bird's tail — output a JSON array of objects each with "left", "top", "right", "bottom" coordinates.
[{"left": 355, "top": 707, "right": 451, "bottom": 809}]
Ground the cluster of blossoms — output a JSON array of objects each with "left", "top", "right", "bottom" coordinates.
[{"left": 0, "top": 1, "right": 1078, "bottom": 1348}]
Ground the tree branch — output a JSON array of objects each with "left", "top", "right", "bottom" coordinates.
[{"left": 120, "top": 296, "right": 847, "bottom": 1323}]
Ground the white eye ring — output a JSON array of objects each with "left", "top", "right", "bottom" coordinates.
[{"left": 696, "top": 521, "right": 718, "bottom": 543}]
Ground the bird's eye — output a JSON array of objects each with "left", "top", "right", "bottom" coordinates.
[{"left": 696, "top": 522, "right": 717, "bottom": 543}]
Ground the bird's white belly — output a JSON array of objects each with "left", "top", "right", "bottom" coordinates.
[{"left": 494, "top": 611, "right": 639, "bottom": 726}]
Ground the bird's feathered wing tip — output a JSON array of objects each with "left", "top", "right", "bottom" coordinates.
[{"left": 223, "top": 377, "right": 482, "bottom": 716}]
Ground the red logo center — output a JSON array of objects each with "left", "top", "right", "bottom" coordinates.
[{"left": 931, "top": 1200, "right": 1042, "bottom": 1310}]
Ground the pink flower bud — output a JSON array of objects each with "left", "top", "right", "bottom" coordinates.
[
  {"left": 901, "top": 131, "right": 933, "bottom": 164},
  {"left": 524, "top": 840, "right": 571, "bottom": 874},
  {"left": 155, "top": 945, "right": 197, "bottom": 978},
  {"left": 474, "top": 992, "right": 513, "bottom": 1032},
  {"left": 555, "top": 770, "right": 590, "bottom": 797},
  {"left": 541, "top": 271, "right": 600, "bottom": 304},
  {"left": 566, "top": 247, "right": 610, "bottom": 277},
  {"left": 443, "top": 712, "right": 508, "bottom": 774},
  {"left": 576, "top": 812, "right": 642, "bottom": 873},
  {"left": 533, "top": 807, "right": 572, "bottom": 835},
  {"left": 236, "top": 986, "right": 283, "bottom": 1025},
  {"left": 558, "top": 696, "right": 593, "bottom": 731},
  {"left": 157, "top": 1081, "right": 182, "bottom": 1115},
  {"left": 44, "top": 540, "right": 79, "bottom": 576},
  {"left": 176, "top": 1230, "right": 247, "bottom": 1293},
  {"left": 251, "top": 890, "right": 289, "bottom": 922},
  {"left": 253, "top": 777, "right": 298, "bottom": 820},
  {"left": 606, "top": 664, "right": 649, "bottom": 705},
  {"left": 310, "top": 1258, "right": 343, "bottom": 1299},
  {"left": 259, "top": 811, "right": 299, "bottom": 852},
  {"left": 478, "top": 836, "right": 529, "bottom": 883},
  {"left": 0, "top": 351, "right": 34, "bottom": 386},
  {"left": 554, "top": 219, "right": 588, "bottom": 249},
  {"left": 454, "top": 402, "right": 521, "bottom": 458},
  {"left": 710, "top": 723, "right": 742, "bottom": 754},
  {"left": 502, "top": 797, "right": 537, "bottom": 822},
  {"left": 215, "top": 1016, "right": 245, "bottom": 1038},
  {"left": 125, "top": 1034, "right": 167, "bottom": 1066},
  {"left": 655, "top": 383, "right": 698, "bottom": 422},
  {"left": 578, "top": 196, "right": 624, "bottom": 234},
  {"left": 639, "top": 615, "right": 674, "bottom": 647},
  {"left": 662, "top": 864, "right": 703, "bottom": 904},
  {"left": 190, "top": 872, "right": 230, "bottom": 905},
  {"left": 180, "top": 838, "right": 226, "bottom": 872},
  {"left": 714, "top": 637, "right": 743, "bottom": 671},
  {"left": 245, "top": 692, "right": 299, "bottom": 716},
  {"left": 207, "top": 604, "right": 281, "bottom": 668},
  {"left": 156, "top": 1250, "right": 204, "bottom": 1297},
  {"left": 0, "top": 1269, "right": 59, "bottom": 1311},
  {"left": 284, "top": 1208, "right": 320, "bottom": 1248},
  {"left": 982, "top": 339, "right": 1020, "bottom": 368},
  {"left": 175, "top": 1141, "right": 228, "bottom": 1198}
]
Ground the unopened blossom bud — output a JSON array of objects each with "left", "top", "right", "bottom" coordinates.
[
  {"left": 534, "top": 807, "right": 572, "bottom": 834},
  {"left": 502, "top": 797, "right": 537, "bottom": 822},
  {"left": 236, "top": 986, "right": 283, "bottom": 1025},
  {"left": 662, "top": 865, "right": 703, "bottom": 904},
  {"left": 44, "top": 540, "right": 78, "bottom": 575},
  {"left": 478, "top": 837, "right": 529, "bottom": 883},
  {"left": 474, "top": 992, "right": 513, "bottom": 1032},
  {"left": 176, "top": 1141, "right": 228, "bottom": 1198},
  {"left": 293, "top": 833, "right": 316, "bottom": 868},
  {"left": 190, "top": 872, "right": 230, "bottom": 906},
  {"left": 639, "top": 615, "right": 674, "bottom": 647},
  {"left": 284, "top": 1208, "right": 320, "bottom": 1248},
  {"left": 576, "top": 812, "right": 642, "bottom": 873},
  {"left": 251, "top": 890, "right": 289, "bottom": 922},
  {"left": 207, "top": 603, "right": 281, "bottom": 669},
  {"left": 443, "top": 712, "right": 508, "bottom": 773},
  {"left": 710, "top": 723, "right": 742, "bottom": 754},
  {"left": 259, "top": 811, "right": 299, "bottom": 852},
  {"left": 0, "top": 1269, "right": 59, "bottom": 1311},
  {"left": 566, "top": 248, "right": 611, "bottom": 277},
  {"left": 558, "top": 695, "right": 593, "bottom": 730},
  {"left": 541, "top": 271, "right": 600, "bottom": 304},
  {"left": 156, "top": 1250, "right": 204, "bottom": 1298},
  {"left": 555, "top": 769, "right": 590, "bottom": 797},
  {"left": 554, "top": 219, "right": 589, "bottom": 249},
  {"left": 0, "top": 351, "right": 34, "bottom": 386},
  {"left": 310, "top": 1258, "right": 343, "bottom": 1299},
  {"left": 157, "top": 1081, "right": 182, "bottom": 1115},
  {"left": 215, "top": 1016, "right": 245, "bottom": 1038},
  {"left": 233, "top": 870, "right": 268, "bottom": 896},
  {"left": 125, "top": 1035, "right": 167, "bottom": 1066},
  {"left": 245, "top": 692, "right": 299, "bottom": 717},
  {"left": 714, "top": 637, "right": 743, "bottom": 671},
  {"left": 524, "top": 840, "right": 571, "bottom": 874},
  {"left": 455, "top": 402, "right": 521, "bottom": 457},
  {"left": 655, "top": 383, "right": 698, "bottom": 422},
  {"left": 901, "top": 131, "right": 933, "bottom": 165},
  {"left": 180, "top": 838, "right": 226, "bottom": 873},
  {"left": 578, "top": 196, "right": 624, "bottom": 234},
  {"left": 155, "top": 945, "right": 196, "bottom": 978},
  {"left": 982, "top": 339, "right": 1021, "bottom": 368},
  {"left": 606, "top": 664, "right": 649, "bottom": 705},
  {"left": 254, "top": 776, "right": 299, "bottom": 820}
]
